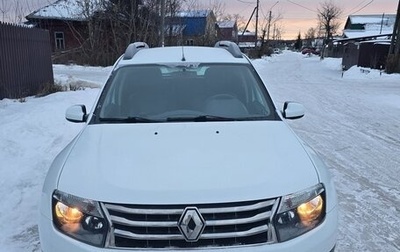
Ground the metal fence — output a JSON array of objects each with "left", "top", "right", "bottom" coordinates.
[{"left": 0, "top": 22, "right": 54, "bottom": 99}]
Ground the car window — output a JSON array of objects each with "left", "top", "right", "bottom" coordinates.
[{"left": 94, "top": 63, "right": 278, "bottom": 123}]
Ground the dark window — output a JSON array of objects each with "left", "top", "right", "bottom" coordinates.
[
  {"left": 186, "top": 39, "right": 194, "bottom": 46},
  {"left": 55, "top": 32, "right": 65, "bottom": 50}
]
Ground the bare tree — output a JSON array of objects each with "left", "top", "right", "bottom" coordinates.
[
  {"left": 64, "top": 0, "right": 162, "bottom": 65},
  {"left": 257, "top": 10, "right": 282, "bottom": 56},
  {"left": 317, "top": 0, "right": 342, "bottom": 43},
  {"left": 221, "top": 13, "right": 245, "bottom": 29},
  {"left": 184, "top": 0, "right": 225, "bottom": 20},
  {"left": 273, "top": 22, "right": 284, "bottom": 40},
  {"left": 304, "top": 27, "right": 316, "bottom": 47},
  {"left": 0, "top": 0, "right": 11, "bottom": 22},
  {"left": 1, "top": 0, "right": 44, "bottom": 23},
  {"left": 208, "top": 0, "right": 225, "bottom": 21}
]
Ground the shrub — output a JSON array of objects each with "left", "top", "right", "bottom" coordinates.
[{"left": 35, "top": 82, "right": 64, "bottom": 97}]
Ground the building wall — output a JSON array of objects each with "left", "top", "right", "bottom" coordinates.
[
  {"left": 165, "top": 11, "right": 217, "bottom": 46},
  {"left": 217, "top": 26, "right": 238, "bottom": 42},
  {"left": 29, "top": 19, "right": 86, "bottom": 52}
]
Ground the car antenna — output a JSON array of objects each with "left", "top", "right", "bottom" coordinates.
[{"left": 181, "top": 45, "right": 186, "bottom": 61}]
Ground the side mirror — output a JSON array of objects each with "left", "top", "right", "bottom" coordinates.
[
  {"left": 282, "top": 101, "right": 305, "bottom": 119},
  {"left": 66, "top": 105, "right": 87, "bottom": 123}
]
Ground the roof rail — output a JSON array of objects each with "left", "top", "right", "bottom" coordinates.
[
  {"left": 123, "top": 42, "right": 149, "bottom": 60},
  {"left": 214, "top": 41, "right": 243, "bottom": 58}
]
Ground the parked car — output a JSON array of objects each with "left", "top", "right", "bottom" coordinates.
[
  {"left": 273, "top": 48, "right": 282, "bottom": 54},
  {"left": 301, "top": 47, "right": 319, "bottom": 55},
  {"left": 39, "top": 41, "right": 338, "bottom": 252}
]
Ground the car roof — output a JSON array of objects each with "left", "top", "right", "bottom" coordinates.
[{"left": 116, "top": 43, "right": 249, "bottom": 68}]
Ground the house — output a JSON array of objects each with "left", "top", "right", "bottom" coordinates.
[
  {"left": 216, "top": 20, "right": 238, "bottom": 42},
  {"left": 343, "top": 14, "right": 395, "bottom": 40},
  {"left": 237, "top": 31, "right": 257, "bottom": 49},
  {"left": 165, "top": 10, "right": 217, "bottom": 46},
  {"left": 25, "top": 0, "right": 105, "bottom": 52},
  {"left": 25, "top": 0, "right": 157, "bottom": 66},
  {"left": 337, "top": 14, "right": 396, "bottom": 70}
]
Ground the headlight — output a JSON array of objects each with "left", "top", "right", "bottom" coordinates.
[
  {"left": 274, "top": 184, "right": 325, "bottom": 242},
  {"left": 52, "top": 190, "right": 108, "bottom": 247}
]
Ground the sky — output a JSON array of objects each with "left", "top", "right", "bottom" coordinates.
[
  {"left": 0, "top": 0, "right": 398, "bottom": 39},
  {"left": 198, "top": 0, "right": 399, "bottom": 39}
]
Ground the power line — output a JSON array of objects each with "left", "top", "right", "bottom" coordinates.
[
  {"left": 235, "top": 0, "right": 256, "bottom": 16},
  {"left": 350, "top": 0, "right": 374, "bottom": 15},
  {"left": 286, "top": 0, "right": 317, "bottom": 13},
  {"left": 259, "top": 4, "right": 269, "bottom": 20},
  {"left": 346, "top": 0, "right": 369, "bottom": 15},
  {"left": 236, "top": 0, "right": 256, "bottom": 4}
]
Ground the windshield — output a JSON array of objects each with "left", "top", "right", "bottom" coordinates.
[{"left": 93, "top": 63, "right": 278, "bottom": 123}]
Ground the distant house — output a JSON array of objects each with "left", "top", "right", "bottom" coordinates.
[
  {"left": 25, "top": 0, "right": 157, "bottom": 65},
  {"left": 25, "top": 0, "right": 105, "bottom": 52},
  {"left": 343, "top": 14, "right": 395, "bottom": 40},
  {"left": 216, "top": 20, "right": 238, "bottom": 42},
  {"left": 337, "top": 14, "right": 395, "bottom": 70},
  {"left": 237, "top": 31, "right": 257, "bottom": 49},
  {"left": 165, "top": 10, "right": 217, "bottom": 46}
]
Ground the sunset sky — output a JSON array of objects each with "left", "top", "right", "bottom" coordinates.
[
  {"left": 198, "top": 0, "right": 398, "bottom": 39},
  {"left": 1, "top": 0, "right": 399, "bottom": 40}
]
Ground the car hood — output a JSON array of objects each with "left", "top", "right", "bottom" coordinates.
[{"left": 58, "top": 121, "right": 319, "bottom": 204}]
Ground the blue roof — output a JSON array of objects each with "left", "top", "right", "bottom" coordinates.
[
  {"left": 167, "top": 10, "right": 213, "bottom": 36},
  {"left": 176, "top": 10, "right": 210, "bottom": 18}
]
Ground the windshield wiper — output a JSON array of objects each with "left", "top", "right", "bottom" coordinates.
[
  {"left": 99, "top": 116, "right": 164, "bottom": 123},
  {"left": 167, "top": 115, "right": 242, "bottom": 122}
]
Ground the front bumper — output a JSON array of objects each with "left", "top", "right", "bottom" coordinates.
[{"left": 39, "top": 205, "right": 338, "bottom": 252}]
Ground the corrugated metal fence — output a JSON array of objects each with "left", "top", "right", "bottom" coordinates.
[{"left": 0, "top": 22, "right": 54, "bottom": 99}]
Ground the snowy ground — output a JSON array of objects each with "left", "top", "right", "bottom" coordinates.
[{"left": 0, "top": 51, "right": 399, "bottom": 251}]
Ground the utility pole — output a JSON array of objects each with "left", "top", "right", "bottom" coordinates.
[
  {"left": 255, "top": 0, "right": 259, "bottom": 48},
  {"left": 266, "top": 10, "right": 272, "bottom": 41},
  {"left": 380, "top": 13, "right": 385, "bottom": 34},
  {"left": 160, "top": 0, "right": 165, "bottom": 47},
  {"left": 387, "top": 0, "right": 400, "bottom": 73},
  {"left": 266, "top": 2, "right": 279, "bottom": 41}
]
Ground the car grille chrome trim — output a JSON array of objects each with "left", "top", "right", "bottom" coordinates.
[
  {"left": 201, "top": 225, "right": 269, "bottom": 239},
  {"left": 114, "top": 229, "right": 184, "bottom": 240},
  {"left": 113, "top": 224, "right": 269, "bottom": 240},
  {"left": 102, "top": 198, "right": 279, "bottom": 249}
]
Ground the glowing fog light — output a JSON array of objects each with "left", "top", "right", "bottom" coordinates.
[{"left": 297, "top": 195, "right": 323, "bottom": 226}]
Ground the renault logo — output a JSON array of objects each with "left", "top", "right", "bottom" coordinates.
[{"left": 178, "top": 207, "right": 206, "bottom": 242}]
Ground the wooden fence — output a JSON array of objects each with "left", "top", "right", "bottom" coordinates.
[{"left": 0, "top": 22, "right": 54, "bottom": 99}]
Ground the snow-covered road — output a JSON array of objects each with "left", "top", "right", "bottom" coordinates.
[
  {"left": 0, "top": 52, "right": 399, "bottom": 251},
  {"left": 255, "top": 52, "right": 400, "bottom": 251}
]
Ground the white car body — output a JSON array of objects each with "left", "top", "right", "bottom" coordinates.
[{"left": 39, "top": 42, "right": 338, "bottom": 252}]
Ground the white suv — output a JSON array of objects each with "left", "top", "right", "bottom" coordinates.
[{"left": 39, "top": 41, "right": 338, "bottom": 252}]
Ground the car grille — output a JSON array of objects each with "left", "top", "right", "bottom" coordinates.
[{"left": 102, "top": 198, "right": 279, "bottom": 248}]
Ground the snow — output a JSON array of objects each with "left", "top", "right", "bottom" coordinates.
[
  {"left": 176, "top": 10, "right": 211, "bottom": 18},
  {"left": 217, "top": 20, "right": 236, "bottom": 28},
  {"left": 349, "top": 15, "right": 396, "bottom": 27},
  {"left": 26, "top": 0, "right": 105, "bottom": 21},
  {"left": 1, "top": 51, "right": 400, "bottom": 251},
  {"left": 343, "top": 14, "right": 396, "bottom": 39},
  {"left": 343, "top": 30, "right": 392, "bottom": 39}
]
